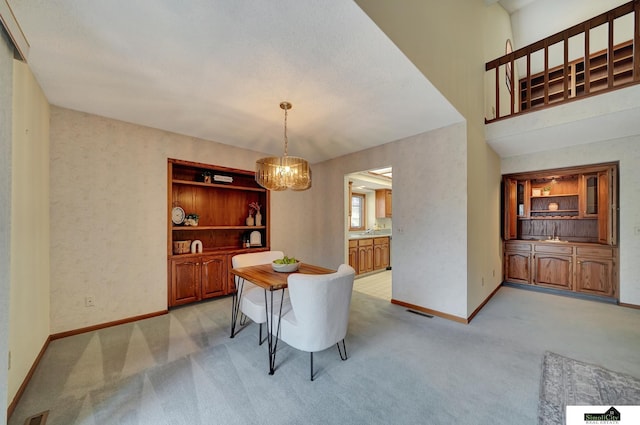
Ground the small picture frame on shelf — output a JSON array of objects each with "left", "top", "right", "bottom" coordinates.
[{"left": 532, "top": 188, "right": 541, "bottom": 196}]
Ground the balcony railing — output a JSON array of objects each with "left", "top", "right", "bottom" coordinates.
[{"left": 485, "top": 0, "right": 640, "bottom": 123}]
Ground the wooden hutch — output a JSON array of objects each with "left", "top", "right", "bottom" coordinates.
[
  {"left": 167, "top": 159, "right": 270, "bottom": 307},
  {"left": 503, "top": 162, "right": 619, "bottom": 300}
]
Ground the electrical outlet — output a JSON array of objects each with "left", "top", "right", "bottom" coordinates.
[
  {"left": 481, "top": 277, "right": 485, "bottom": 287},
  {"left": 85, "top": 295, "right": 95, "bottom": 307},
  {"left": 492, "top": 269, "right": 495, "bottom": 277}
]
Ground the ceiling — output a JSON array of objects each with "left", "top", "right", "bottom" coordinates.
[
  {"left": 495, "top": 0, "right": 538, "bottom": 14},
  {"left": 8, "top": 0, "right": 463, "bottom": 164},
  {"left": 348, "top": 168, "right": 392, "bottom": 192}
]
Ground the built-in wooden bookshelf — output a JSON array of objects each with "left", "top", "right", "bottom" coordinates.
[
  {"left": 167, "top": 158, "right": 270, "bottom": 307},
  {"left": 520, "top": 41, "right": 634, "bottom": 111}
]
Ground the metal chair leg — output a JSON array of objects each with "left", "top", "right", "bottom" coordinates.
[
  {"left": 310, "top": 352, "right": 314, "bottom": 381},
  {"left": 337, "top": 339, "right": 348, "bottom": 361}
]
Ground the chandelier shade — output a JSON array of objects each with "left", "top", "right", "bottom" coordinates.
[
  {"left": 255, "top": 155, "right": 311, "bottom": 191},
  {"left": 255, "top": 102, "right": 312, "bottom": 191}
]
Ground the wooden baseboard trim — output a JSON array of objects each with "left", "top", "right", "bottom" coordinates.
[
  {"left": 391, "top": 299, "right": 468, "bottom": 324},
  {"left": 467, "top": 284, "right": 502, "bottom": 323},
  {"left": 9, "top": 309, "right": 168, "bottom": 420},
  {"left": 7, "top": 335, "right": 51, "bottom": 419},
  {"left": 619, "top": 302, "right": 640, "bottom": 310},
  {"left": 50, "top": 310, "right": 168, "bottom": 340},
  {"left": 391, "top": 284, "right": 502, "bottom": 325}
]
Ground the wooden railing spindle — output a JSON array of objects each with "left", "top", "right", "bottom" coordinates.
[
  {"left": 608, "top": 12, "right": 615, "bottom": 89},
  {"left": 634, "top": 0, "right": 640, "bottom": 80},
  {"left": 585, "top": 23, "right": 591, "bottom": 95}
]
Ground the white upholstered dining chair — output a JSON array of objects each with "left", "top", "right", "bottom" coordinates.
[
  {"left": 274, "top": 264, "right": 356, "bottom": 381},
  {"left": 231, "top": 250, "right": 287, "bottom": 344}
]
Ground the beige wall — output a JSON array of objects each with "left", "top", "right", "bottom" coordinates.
[
  {"left": 270, "top": 123, "right": 469, "bottom": 318},
  {"left": 501, "top": 137, "right": 640, "bottom": 305},
  {"left": 355, "top": 0, "right": 506, "bottom": 316},
  {"left": 1, "top": 27, "right": 13, "bottom": 422},
  {"left": 8, "top": 61, "right": 51, "bottom": 405},
  {"left": 49, "top": 107, "right": 271, "bottom": 333},
  {"left": 484, "top": 4, "right": 516, "bottom": 120}
]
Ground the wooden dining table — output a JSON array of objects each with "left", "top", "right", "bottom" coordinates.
[{"left": 230, "top": 263, "right": 334, "bottom": 375}]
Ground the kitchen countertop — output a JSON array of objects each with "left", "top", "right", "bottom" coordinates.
[{"left": 348, "top": 232, "right": 392, "bottom": 240}]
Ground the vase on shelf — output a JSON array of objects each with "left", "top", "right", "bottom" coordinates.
[
  {"left": 255, "top": 212, "right": 262, "bottom": 226},
  {"left": 246, "top": 215, "right": 255, "bottom": 226}
]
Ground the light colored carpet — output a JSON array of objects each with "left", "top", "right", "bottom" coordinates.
[
  {"left": 9, "top": 286, "right": 640, "bottom": 425},
  {"left": 538, "top": 351, "right": 640, "bottom": 425}
]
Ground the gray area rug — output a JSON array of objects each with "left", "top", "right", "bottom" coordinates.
[{"left": 538, "top": 351, "right": 640, "bottom": 425}]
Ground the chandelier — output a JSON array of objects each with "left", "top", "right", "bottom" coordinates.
[{"left": 255, "top": 102, "right": 312, "bottom": 191}]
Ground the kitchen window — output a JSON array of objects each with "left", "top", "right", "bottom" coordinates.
[{"left": 350, "top": 192, "right": 366, "bottom": 231}]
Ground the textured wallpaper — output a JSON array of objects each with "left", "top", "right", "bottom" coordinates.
[
  {"left": 1, "top": 30, "right": 13, "bottom": 422},
  {"left": 49, "top": 107, "right": 263, "bottom": 333},
  {"left": 290, "top": 122, "right": 475, "bottom": 319}
]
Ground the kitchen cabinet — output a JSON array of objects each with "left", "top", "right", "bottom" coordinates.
[
  {"left": 533, "top": 244, "right": 573, "bottom": 290},
  {"left": 376, "top": 189, "right": 392, "bottom": 218},
  {"left": 357, "top": 238, "right": 374, "bottom": 274},
  {"left": 504, "top": 241, "right": 531, "bottom": 284},
  {"left": 168, "top": 158, "right": 270, "bottom": 307},
  {"left": 503, "top": 240, "right": 618, "bottom": 300},
  {"left": 350, "top": 236, "right": 390, "bottom": 275},
  {"left": 348, "top": 240, "right": 358, "bottom": 272},
  {"left": 575, "top": 246, "right": 615, "bottom": 298},
  {"left": 373, "top": 237, "right": 390, "bottom": 270}
]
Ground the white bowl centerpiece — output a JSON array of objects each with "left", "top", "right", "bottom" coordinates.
[{"left": 272, "top": 256, "right": 300, "bottom": 272}]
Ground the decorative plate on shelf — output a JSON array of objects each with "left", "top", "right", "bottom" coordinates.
[
  {"left": 548, "top": 203, "right": 559, "bottom": 211},
  {"left": 172, "top": 206, "right": 185, "bottom": 225}
]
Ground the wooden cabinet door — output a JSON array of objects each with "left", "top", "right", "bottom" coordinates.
[
  {"left": 349, "top": 246, "right": 358, "bottom": 274},
  {"left": 201, "top": 255, "right": 227, "bottom": 299},
  {"left": 358, "top": 244, "right": 373, "bottom": 274},
  {"left": 503, "top": 177, "right": 517, "bottom": 240},
  {"left": 375, "top": 189, "right": 392, "bottom": 218},
  {"left": 373, "top": 237, "right": 390, "bottom": 270},
  {"left": 533, "top": 254, "right": 573, "bottom": 290},
  {"left": 373, "top": 244, "right": 383, "bottom": 270},
  {"left": 576, "top": 256, "right": 614, "bottom": 297},
  {"left": 380, "top": 240, "right": 390, "bottom": 269},
  {"left": 385, "top": 190, "right": 392, "bottom": 217},
  {"left": 504, "top": 251, "right": 531, "bottom": 284},
  {"left": 597, "top": 169, "right": 611, "bottom": 245},
  {"left": 170, "top": 258, "right": 200, "bottom": 306},
  {"left": 365, "top": 246, "right": 373, "bottom": 272}
]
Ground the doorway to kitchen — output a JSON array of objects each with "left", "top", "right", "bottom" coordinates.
[{"left": 345, "top": 167, "right": 392, "bottom": 300}]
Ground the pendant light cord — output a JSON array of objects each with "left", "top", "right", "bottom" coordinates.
[{"left": 283, "top": 103, "right": 289, "bottom": 157}]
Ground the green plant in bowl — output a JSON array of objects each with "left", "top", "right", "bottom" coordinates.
[{"left": 272, "top": 256, "right": 300, "bottom": 272}]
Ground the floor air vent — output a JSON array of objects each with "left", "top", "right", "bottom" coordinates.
[
  {"left": 24, "top": 410, "right": 49, "bottom": 425},
  {"left": 406, "top": 309, "right": 433, "bottom": 318}
]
